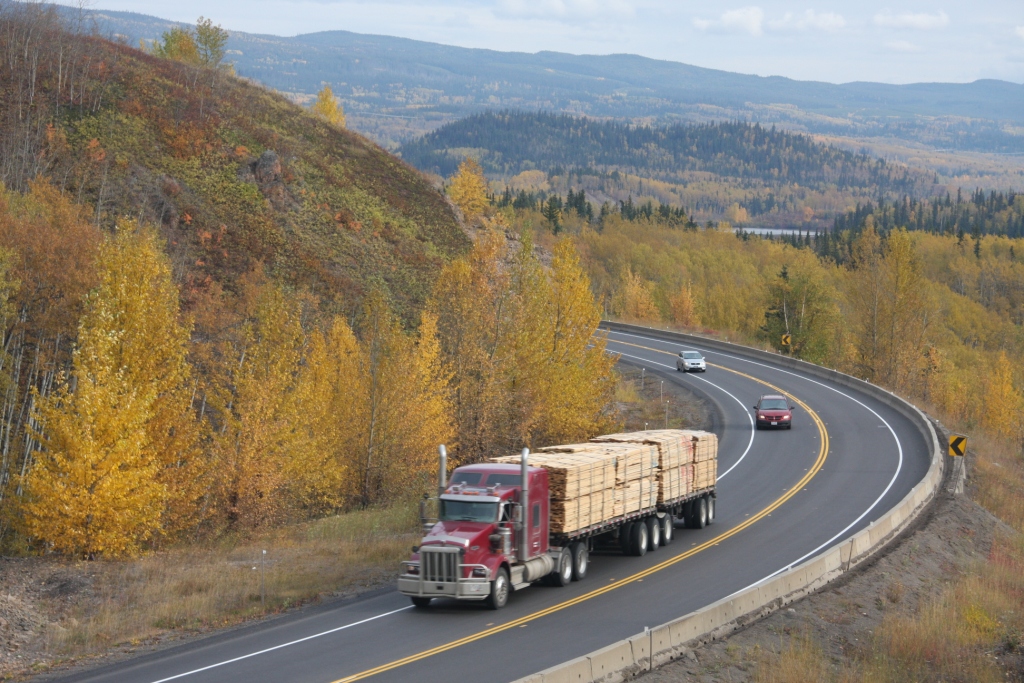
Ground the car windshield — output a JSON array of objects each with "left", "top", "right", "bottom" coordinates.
[
  {"left": 760, "top": 398, "right": 789, "bottom": 411},
  {"left": 683, "top": 352, "right": 702, "bottom": 359},
  {"left": 439, "top": 500, "right": 498, "bottom": 523}
]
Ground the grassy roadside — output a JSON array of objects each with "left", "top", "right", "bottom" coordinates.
[{"left": 0, "top": 504, "right": 420, "bottom": 676}]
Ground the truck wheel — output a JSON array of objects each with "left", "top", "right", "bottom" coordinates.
[
  {"left": 692, "top": 497, "right": 708, "bottom": 529},
  {"left": 551, "top": 547, "right": 573, "bottom": 587},
  {"left": 411, "top": 597, "right": 432, "bottom": 609},
  {"left": 619, "top": 522, "right": 634, "bottom": 555},
  {"left": 630, "top": 519, "right": 649, "bottom": 556},
  {"left": 487, "top": 567, "right": 510, "bottom": 609},
  {"left": 645, "top": 517, "right": 661, "bottom": 551},
  {"left": 706, "top": 496, "right": 716, "bottom": 524},
  {"left": 660, "top": 514, "right": 674, "bottom": 545},
  {"left": 681, "top": 501, "right": 693, "bottom": 529},
  {"left": 571, "top": 542, "right": 589, "bottom": 581}
]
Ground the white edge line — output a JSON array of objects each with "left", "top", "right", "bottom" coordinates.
[
  {"left": 608, "top": 349, "right": 754, "bottom": 480},
  {"left": 607, "top": 330, "right": 905, "bottom": 592},
  {"left": 149, "top": 606, "right": 413, "bottom": 683}
]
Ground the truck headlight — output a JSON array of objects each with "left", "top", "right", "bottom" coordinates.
[
  {"left": 407, "top": 564, "right": 420, "bottom": 575},
  {"left": 471, "top": 567, "right": 488, "bottom": 578}
]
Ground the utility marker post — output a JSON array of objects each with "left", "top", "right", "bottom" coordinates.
[{"left": 261, "top": 549, "right": 266, "bottom": 607}]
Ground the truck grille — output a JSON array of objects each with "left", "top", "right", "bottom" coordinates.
[{"left": 420, "top": 547, "right": 460, "bottom": 583}]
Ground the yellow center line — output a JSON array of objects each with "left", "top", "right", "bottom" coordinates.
[{"left": 331, "top": 340, "right": 829, "bottom": 683}]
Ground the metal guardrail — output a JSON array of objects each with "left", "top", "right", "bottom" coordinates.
[{"left": 512, "top": 322, "right": 945, "bottom": 683}]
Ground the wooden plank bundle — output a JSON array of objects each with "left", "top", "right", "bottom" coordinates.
[
  {"left": 615, "top": 477, "right": 657, "bottom": 517},
  {"left": 551, "top": 489, "right": 615, "bottom": 531},
  {"left": 680, "top": 430, "right": 718, "bottom": 463},
  {"left": 658, "top": 463, "right": 692, "bottom": 503},
  {"left": 591, "top": 430, "right": 699, "bottom": 503},
  {"left": 694, "top": 459, "right": 717, "bottom": 490},
  {"left": 491, "top": 449, "right": 614, "bottom": 499}
]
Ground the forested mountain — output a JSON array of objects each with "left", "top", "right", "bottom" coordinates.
[
  {"left": 71, "top": 7, "right": 1024, "bottom": 152},
  {"left": 400, "top": 111, "right": 925, "bottom": 194},
  {"left": 400, "top": 111, "right": 938, "bottom": 229}
]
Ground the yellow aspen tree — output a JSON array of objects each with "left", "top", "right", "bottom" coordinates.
[
  {"left": 612, "top": 267, "right": 660, "bottom": 323},
  {"left": 288, "top": 316, "right": 366, "bottom": 514},
  {"left": 428, "top": 235, "right": 515, "bottom": 463},
  {"left": 395, "top": 310, "right": 455, "bottom": 494},
  {"left": 354, "top": 289, "right": 408, "bottom": 506},
  {"left": 213, "top": 281, "right": 303, "bottom": 530},
  {"left": 311, "top": 85, "right": 346, "bottom": 128},
  {"left": 847, "top": 223, "right": 884, "bottom": 380},
  {"left": 878, "top": 229, "right": 930, "bottom": 393},
  {"left": 23, "top": 226, "right": 189, "bottom": 557},
  {"left": 533, "top": 239, "right": 617, "bottom": 444},
  {"left": 446, "top": 158, "right": 489, "bottom": 224},
  {"left": 983, "top": 351, "right": 1023, "bottom": 443},
  {"left": 669, "top": 282, "right": 700, "bottom": 328}
]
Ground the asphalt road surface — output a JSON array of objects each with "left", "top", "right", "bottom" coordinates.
[{"left": 62, "top": 329, "right": 932, "bottom": 683}]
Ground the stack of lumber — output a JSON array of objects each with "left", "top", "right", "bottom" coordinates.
[
  {"left": 591, "top": 430, "right": 697, "bottom": 504},
  {"left": 491, "top": 449, "right": 617, "bottom": 533},
  {"left": 679, "top": 430, "right": 718, "bottom": 490},
  {"left": 490, "top": 429, "right": 718, "bottom": 533}
]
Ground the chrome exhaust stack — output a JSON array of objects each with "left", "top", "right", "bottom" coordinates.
[
  {"left": 438, "top": 444, "right": 448, "bottom": 498},
  {"left": 520, "top": 447, "right": 530, "bottom": 561}
]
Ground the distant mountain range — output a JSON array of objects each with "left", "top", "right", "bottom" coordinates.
[{"left": 76, "top": 7, "right": 1024, "bottom": 152}]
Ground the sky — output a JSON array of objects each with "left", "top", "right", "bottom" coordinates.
[{"left": 65, "top": 1, "right": 1024, "bottom": 84}]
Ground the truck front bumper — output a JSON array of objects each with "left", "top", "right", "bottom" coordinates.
[{"left": 397, "top": 574, "right": 491, "bottom": 601}]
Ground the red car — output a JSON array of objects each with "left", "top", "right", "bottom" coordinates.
[{"left": 753, "top": 394, "right": 794, "bottom": 429}]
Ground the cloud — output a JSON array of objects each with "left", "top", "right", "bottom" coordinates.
[
  {"left": 1016, "top": 26, "right": 1024, "bottom": 40},
  {"left": 886, "top": 40, "right": 922, "bottom": 52},
  {"left": 767, "top": 10, "right": 846, "bottom": 32},
  {"left": 873, "top": 10, "right": 949, "bottom": 30},
  {"left": 693, "top": 6, "right": 764, "bottom": 36},
  {"left": 498, "top": 0, "right": 634, "bottom": 21}
]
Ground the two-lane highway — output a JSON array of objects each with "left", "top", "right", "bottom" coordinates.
[{"left": 64, "top": 329, "right": 932, "bottom": 683}]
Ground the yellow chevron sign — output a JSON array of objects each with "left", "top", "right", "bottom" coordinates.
[
  {"left": 948, "top": 434, "right": 967, "bottom": 457},
  {"left": 781, "top": 334, "right": 791, "bottom": 346}
]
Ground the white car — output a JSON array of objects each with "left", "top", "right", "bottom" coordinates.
[{"left": 676, "top": 350, "right": 706, "bottom": 372}]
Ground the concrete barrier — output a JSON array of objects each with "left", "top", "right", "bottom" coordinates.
[{"left": 510, "top": 322, "right": 945, "bottom": 683}]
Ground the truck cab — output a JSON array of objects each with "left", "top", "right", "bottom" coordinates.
[{"left": 398, "top": 461, "right": 555, "bottom": 609}]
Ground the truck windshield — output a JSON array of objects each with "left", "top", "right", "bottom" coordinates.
[{"left": 439, "top": 500, "right": 498, "bottom": 523}]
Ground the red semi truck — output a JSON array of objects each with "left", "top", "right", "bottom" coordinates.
[{"left": 397, "top": 431, "right": 718, "bottom": 609}]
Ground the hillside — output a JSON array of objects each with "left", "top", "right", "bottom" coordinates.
[
  {"left": 77, "top": 8, "right": 1024, "bottom": 153},
  {"left": 403, "top": 111, "right": 938, "bottom": 229},
  {"left": 2, "top": 4, "right": 468, "bottom": 323}
]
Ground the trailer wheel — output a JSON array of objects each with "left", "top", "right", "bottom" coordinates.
[
  {"left": 681, "top": 501, "right": 693, "bottom": 528},
  {"left": 487, "top": 567, "right": 510, "bottom": 609},
  {"left": 571, "top": 542, "right": 589, "bottom": 581},
  {"left": 411, "top": 597, "right": 432, "bottom": 609},
  {"left": 706, "top": 496, "right": 716, "bottom": 524},
  {"left": 630, "top": 519, "right": 649, "bottom": 556},
  {"left": 660, "top": 514, "right": 674, "bottom": 545},
  {"left": 645, "top": 517, "right": 661, "bottom": 551},
  {"left": 691, "top": 497, "right": 708, "bottom": 529},
  {"left": 619, "top": 522, "right": 634, "bottom": 555},
  {"left": 549, "top": 547, "right": 572, "bottom": 587}
]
